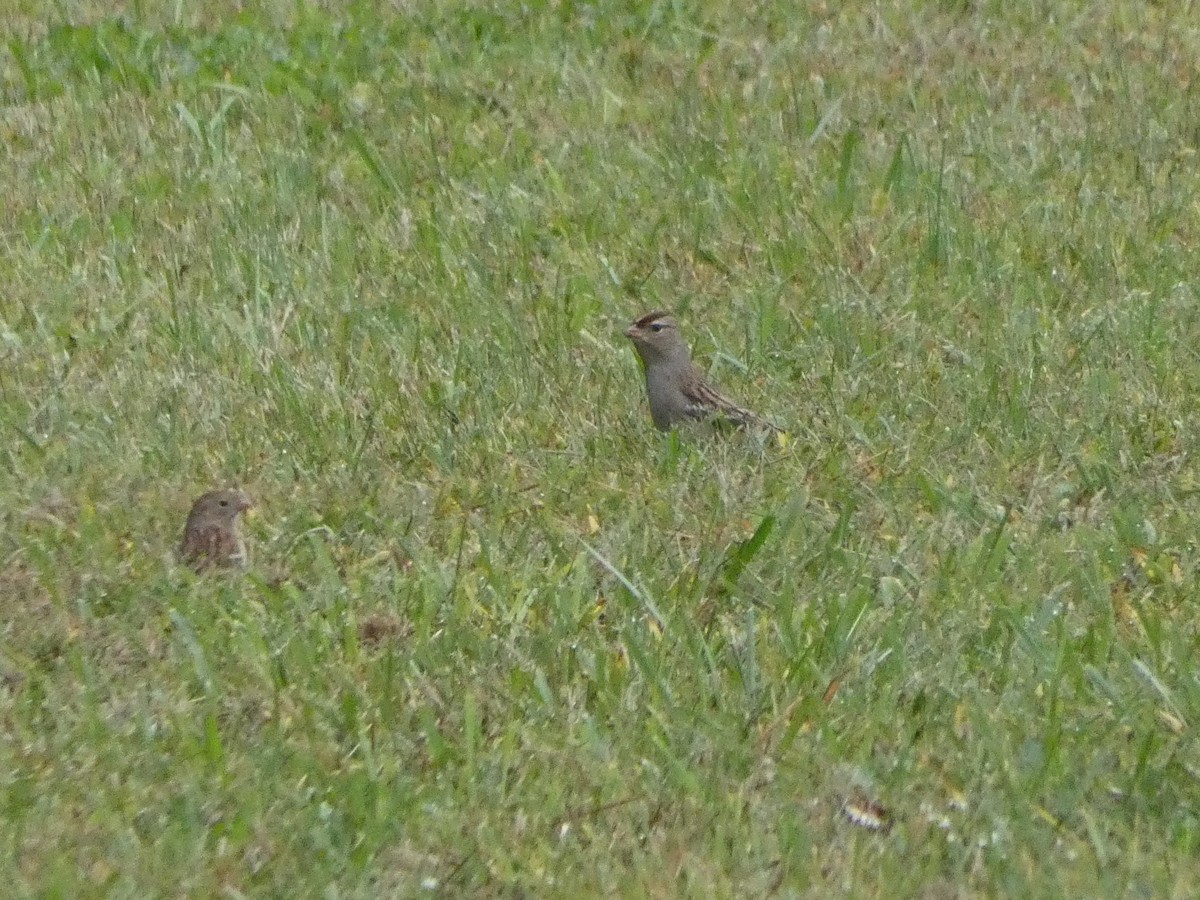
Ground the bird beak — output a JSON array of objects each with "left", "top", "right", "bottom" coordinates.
[{"left": 624, "top": 325, "right": 638, "bottom": 339}]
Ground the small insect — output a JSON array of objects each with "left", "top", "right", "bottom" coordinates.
[{"left": 840, "top": 796, "right": 893, "bottom": 834}]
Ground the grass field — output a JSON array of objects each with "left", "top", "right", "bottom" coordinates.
[{"left": 4, "top": 1, "right": 1200, "bottom": 895}]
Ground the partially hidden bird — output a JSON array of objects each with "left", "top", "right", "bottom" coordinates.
[
  {"left": 180, "top": 488, "right": 253, "bottom": 572},
  {"left": 625, "top": 311, "right": 780, "bottom": 432}
]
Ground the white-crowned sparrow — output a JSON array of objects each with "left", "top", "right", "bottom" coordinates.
[
  {"left": 180, "top": 488, "right": 253, "bottom": 572},
  {"left": 625, "top": 311, "right": 780, "bottom": 432}
]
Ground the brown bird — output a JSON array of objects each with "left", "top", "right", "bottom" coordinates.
[
  {"left": 180, "top": 488, "right": 253, "bottom": 572},
  {"left": 625, "top": 311, "right": 780, "bottom": 432}
]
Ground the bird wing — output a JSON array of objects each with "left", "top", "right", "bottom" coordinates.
[{"left": 683, "top": 377, "right": 781, "bottom": 432}]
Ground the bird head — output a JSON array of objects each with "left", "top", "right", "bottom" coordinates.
[
  {"left": 186, "top": 488, "right": 253, "bottom": 527},
  {"left": 624, "top": 311, "right": 691, "bottom": 367}
]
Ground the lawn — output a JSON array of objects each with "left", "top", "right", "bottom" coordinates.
[{"left": 3, "top": 1, "right": 1200, "bottom": 895}]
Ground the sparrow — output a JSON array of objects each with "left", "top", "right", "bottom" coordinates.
[
  {"left": 179, "top": 488, "right": 253, "bottom": 572},
  {"left": 625, "top": 311, "right": 780, "bottom": 432}
]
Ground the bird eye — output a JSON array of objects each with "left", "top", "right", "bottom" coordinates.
[
  {"left": 651, "top": 323, "right": 665, "bottom": 332},
  {"left": 219, "top": 499, "right": 229, "bottom": 507}
]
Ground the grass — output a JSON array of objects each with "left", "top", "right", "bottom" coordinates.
[{"left": 3, "top": 0, "right": 1200, "bottom": 895}]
